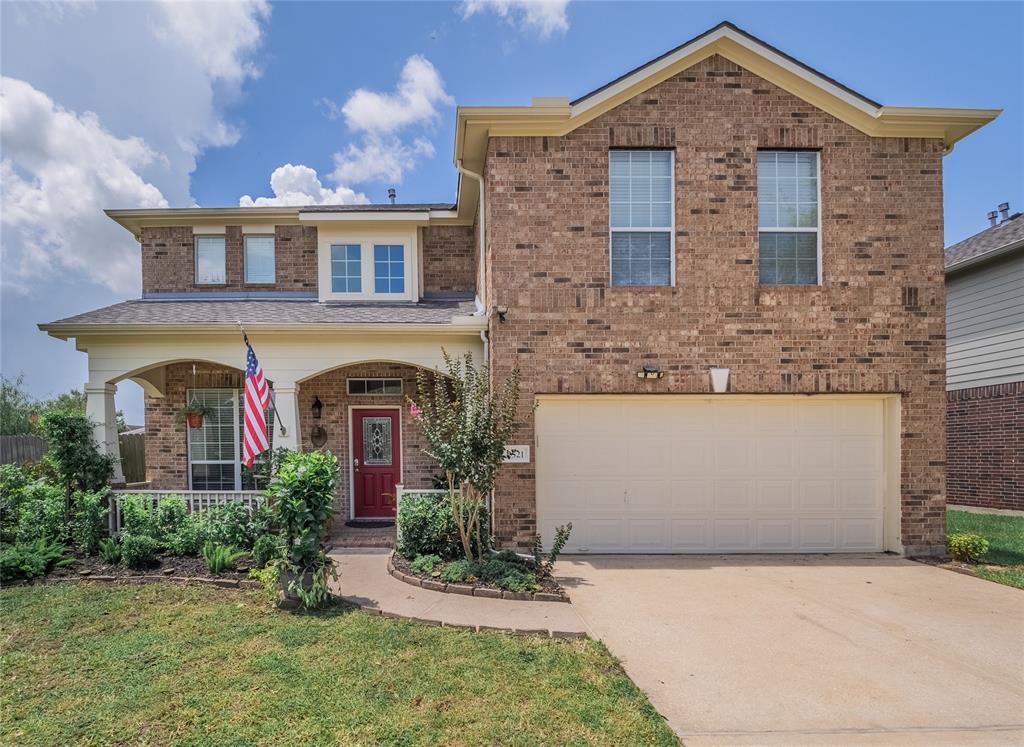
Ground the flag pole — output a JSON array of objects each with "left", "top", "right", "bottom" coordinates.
[{"left": 238, "top": 321, "right": 287, "bottom": 437}]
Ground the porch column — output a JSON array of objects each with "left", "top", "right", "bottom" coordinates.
[
  {"left": 85, "top": 383, "right": 125, "bottom": 484},
  {"left": 271, "top": 383, "right": 300, "bottom": 451}
]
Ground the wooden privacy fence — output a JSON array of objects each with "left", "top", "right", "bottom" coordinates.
[
  {"left": 118, "top": 432, "right": 145, "bottom": 484},
  {"left": 108, "top": 490, "right": 265, "bottom": 534},
  {"left": 0, "top": 435, "right": 47, "bottom": 465}
]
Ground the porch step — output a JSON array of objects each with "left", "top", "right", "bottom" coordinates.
[{"left": 328, "top": 521, "right": 396, "bottom": 549}]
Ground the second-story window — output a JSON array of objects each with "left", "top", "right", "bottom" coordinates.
[
  {"left": 195, "top": 236, "right": 226, "bottom": 285},
  {"left": 609, "top": 150, "right": 674, "bottom": 286},
  {"left": 330, "top": 244, "right": 362, "bottom": 293},
  {"left": 374, "top": 245, "right": 405, "bottom": 294},
  {"left": 244, "top": 235, "right": 275, "bottom": 284},
  {"left": 758, "top": 150, "right": 820, "bottom": 285}
]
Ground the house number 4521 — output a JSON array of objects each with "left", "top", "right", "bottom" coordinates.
[{"left": 502, "top": 445, "right": 530, "bottom": 464}]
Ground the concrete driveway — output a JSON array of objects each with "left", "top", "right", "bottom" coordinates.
[{"left": 556, "top": 554, "right": 1024, "bottom": 745}]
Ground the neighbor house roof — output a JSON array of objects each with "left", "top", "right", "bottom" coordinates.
[
  {"left": 39, "top": 298, "right": 483, "bottom": 339},
  {"left": 946, "top": 213, "right": 1024, "bottom": 274}
]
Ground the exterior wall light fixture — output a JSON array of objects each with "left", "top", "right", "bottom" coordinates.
[
  {"left": 637, "top": 366, "right": 664, "bottom": 380},
  {"left": 710, "top": 367, "right": 731, "bottom": 393},
  {"left": 311, "top": 396, "right": 324, "bottom": 419}
]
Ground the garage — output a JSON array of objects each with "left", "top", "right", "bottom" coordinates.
[{"left": 535, "top": 395, "right": 894, "bottom": 553}]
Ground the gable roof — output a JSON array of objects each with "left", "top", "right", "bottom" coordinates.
[
  {"left": 946, "top": 213, "right": 1024, "bottom": 274},
  {"left": 454, "top": 21, "right": 1000, "bottom": 184}
]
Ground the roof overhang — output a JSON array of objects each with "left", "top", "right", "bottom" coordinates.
[
  {"left": 454, "top": 22, "right": 1000, "bottom": 169},
  {"left": 945, "top": 237, "right": 1024, "bottom": 276}
]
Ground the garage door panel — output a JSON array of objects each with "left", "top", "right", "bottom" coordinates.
[{"left": 536, "top": 397, "right": 886, "bottom": 554}]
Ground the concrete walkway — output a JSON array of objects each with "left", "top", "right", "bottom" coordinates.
[
  {"left": 329, "top": 548, "right": 587, "bottom": 637},
  {"left": 557, "top": 554, "right": 1024, "bottom": 746}
]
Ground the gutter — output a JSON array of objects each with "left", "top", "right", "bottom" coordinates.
[
  {"left": 456, "top": 160, "right": 487, "bottom": 315},
  {"left": 38, "top": 320, "right": 488, "bottom": 341},
  {"left": 945, "top": 237, "right": 1024, "bottom": 277}
]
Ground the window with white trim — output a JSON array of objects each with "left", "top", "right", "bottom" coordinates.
[
  {"left": 331, "top": 244, "right": 362, "bottom": 293},
  {"left": 609, "top": 150, "right": 674, "bottom": 286},
  {"left": 244, "top": 235, "right": 275, "bottom": 284},
  {"left": 373, "top": 245, "right": 405, "bottom": 294},
  {"left": 347, "top": 378, "right": 402, "bottom": 396},
  {"left": 757, "top": 150, "right": 820, "bottom": 285},
  {"left": 195, "top": 236, "right": 226, "bottom": 284},
  {"left": 186, "top": 389, "right": 273, "bottom": 490}
]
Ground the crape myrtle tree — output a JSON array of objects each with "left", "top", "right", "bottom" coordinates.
[{"left": 412, "top": 351, "right": 521, "bottom": 562}]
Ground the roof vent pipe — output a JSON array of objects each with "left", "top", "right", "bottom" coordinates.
[
  {"left": 998, "top": 202, "right": 1010, "bottom": 222},
  {"left": 988, "top": 210, "right": 999, "bottom": 227},
  {"left": 387, "top": 188, "right": 396, "bottom": 205}
]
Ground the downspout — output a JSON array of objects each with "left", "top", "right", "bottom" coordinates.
[{"left": 456, "top": 160, "right": 486, "bottom": 316}]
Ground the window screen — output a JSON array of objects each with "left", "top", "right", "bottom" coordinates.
[
  {"left": 244, "top": 236, "right": 275, "bottom": 284},
  {"left": 195, "top": 236, "right": 226, "bottom": 284},
  {"left": 609, "top": 150, "right": 673, "bottom": 286}
]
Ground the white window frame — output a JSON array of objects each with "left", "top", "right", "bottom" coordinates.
[
  {"left": 330, "top": 244, "right": 363, "bottom": 294},
  {"left": 316, "top": 227, "right": 418, "bottom": 302},
  {"left": 347, "top": 378, "right": 403, "bottom": 396},
  {"left": 608, "top": 149, "right": 676, "bottom": 288},
  {"left": 244, "top": 234, "right": 276, "bottom": 284},
  {"left": 186, "top": 388, "right": 241, "bottom": 490},
  {"left": 194, "top": 235, "right": 227, "bottom": 285},
  {"left": 757, "top": 150, "right": 823, "bottom": 286}
]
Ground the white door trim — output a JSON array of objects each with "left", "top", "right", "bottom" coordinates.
[{"left": 347, "top": 404, "right": 404, "bottom": 520}]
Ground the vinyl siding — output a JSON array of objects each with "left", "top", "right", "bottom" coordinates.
[{"left": 946, "top": 251, "right": 1024, "bottom": 390}]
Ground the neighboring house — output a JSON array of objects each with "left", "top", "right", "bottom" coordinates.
[
  {"left": 945, "top": 204, "right": 1024, "bottom": 511},
  {"left": 41, "top": 22, "right": 999, "bottom": 556}
]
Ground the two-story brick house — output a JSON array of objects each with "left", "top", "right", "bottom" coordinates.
[{"left": 42, "top": 23, "right": 997, "bottom": 556}]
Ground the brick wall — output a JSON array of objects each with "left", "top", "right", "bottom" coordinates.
[
  {"left": 947, "top": 382, "right": 1024, "bottom": 511},
  {"left": 484, "top": 54, "right": 948, "bottom": 554},
  {"left": 421, "top": 225, "right": 477, "bottom": 295},
  {"left": 297, "top": 363, "right": 438, "bottom": 520},
  {"left": 141, "top": 225, "right": 318, "bottom": 294}
]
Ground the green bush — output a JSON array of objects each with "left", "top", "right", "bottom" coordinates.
[
  {"left": 410, "top": 554, "right": 442, "bottom": 574},
  {"left": 396, "top": 493, "right": 490, "bottom": 561},
  {"left": 119, "top": 494, "right": 158, "bottom": 537},
  {"left": 202, "top": 503, "right": 253, "bottom": 548},
  {"left": 155, "top": 498, "right": 188, "bottom": 538},
  {"left": 40, "top": 411, "right": 115, "bottom": 495},
  {"left": 72, "top": 489, "right": 109, "bottom": 555},
  {"left": 476, "top": 558, "right": 540, "bottom": 592},
  {"left": 440, "top": 559, "right": 478, "bottom": 583},
  {"left": 120, "top": 534, "right": 158, "bottom": 569},
  {"left": 947, "top": 532, "right": 990, "bottom": 562},
  {"left": 201, "top": 542, "right": 247, "bottom": 574},
  {"left": 0, "top": 464, "right": 33, "bottom": 543},
  {"left": 251, "top": 533, "right": 280, "bottom": 569},
  {"left": 165, "top": 514, "right": 204, "bottom": 556},
  {"left": 0, "top": 539, "right": 71, "bottom": 583},
  {"left": 98, "top": 537, "right": 121, "bottom": 564},
  {"left": 15, "top": 481, "right": 67, "bottom": 545}
]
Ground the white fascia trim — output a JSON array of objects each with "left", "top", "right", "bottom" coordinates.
[
  {"left": 571, "top": 26, "right": 880, "bottom": 120},
  {"left": 298, "top": 211, "right": 430, "bottom": 223},
  {"left": 40, "top": 321, "right": 488, "bottom": 339}
]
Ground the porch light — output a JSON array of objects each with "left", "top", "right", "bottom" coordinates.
[
  {"left": 710, "top": 367, "right": 730, "bottom": 393},
  {"left": 311, "top": 396, "right": 323, "bottom": 419},
  {"left": 637, "top": 366, "right": 664, "bottom": 380}
]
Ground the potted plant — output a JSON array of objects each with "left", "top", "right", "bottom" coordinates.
[
  {"left": 174, "top": 397, "right": 215, "bottom": 429},
  {"left": 266, "top": 450, "right": 339, "bottom": 608}
]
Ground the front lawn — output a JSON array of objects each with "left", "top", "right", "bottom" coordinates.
[
  {"left": 947, "top": 509, "right": 1024, "bottom": 590},
  {"left": 1, "top": 583, "right": 677, "bottom": 746}
]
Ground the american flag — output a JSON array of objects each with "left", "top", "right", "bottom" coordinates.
[{"left": 242, "top": 337, "right": 270, "bottom": 467}]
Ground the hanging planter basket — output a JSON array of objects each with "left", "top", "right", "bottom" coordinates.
[
  {"left": 185, "top": 411, "right": 205, "bottom": 429},
  {"left": 174, "top": 401, "right": 215, "bottom": 430}
]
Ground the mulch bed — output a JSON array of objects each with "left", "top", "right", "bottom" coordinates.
[
  {"left": 47, "top": 551, "right": 257, "bottom": 588},
  {"left": 390, "top": 553, "right": 569, "bottom": 602}
]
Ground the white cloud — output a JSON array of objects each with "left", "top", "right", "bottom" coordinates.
[
  {"left": 331, "top": 135, "right": 435, "bottom": 185},
  {"left": 0, "top": 77, "right": 168, "bottom": 294},
  {"left": 459, "top": 0, "right": 570, "bottom": 38},
  {"left": 239, "top": 164, "right": 368, "bottom": 207},
  {"left": 341, "top": 55, "right": 454, "bottom": 135}
]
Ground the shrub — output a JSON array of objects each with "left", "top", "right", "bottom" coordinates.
[
  {"left": 494, "top": 549, "right": 525, "bottom": 565},
  {"left": 165, "top": 514, "right": 204, "bottom": 556},
  {"left": 396, "top": 493, "right": 490, "bottom": 561},
  {"left": 475, "top": 558, "right": 540, "bottom": 592},
  {"left": 98, "top": 537, "right": 121, "bottom": 564},
  {"left": 201, "top": 542, "right": 247, "bottom": 574},
  {"left": 202, "top": 503, "right": 253, "bottom": 548},
  {"left": 40, "top": 411, "right": 115, "bottom": 496},
  {"left": 119, "top": 494, "right": 158, "bottom": 537},
  {"left": 155, "top": 498, "right": 188, "bottom": 538},
  {"left": 0, "top": 539, "right": 71, "bottom": 583},
  {"left": 14, "top": 481, "right": 67, "bottom": 545},
  {"left": 251, "top": 533, "right": 280, "bottom": 569},
  {"left": 440, "top": 559, "right": 478, "bottom": 583},
  {"left": 948, "top": 532, "right": 990, "bottom": 563},
  {"left": 410, "top": 554, "right": 442, "bottom": 574},
  {"left": 267, "top": 450, "right": 339, "bottom": 609},
  {"left": 120, "top": 534, "right": 158, "bottom": 569},
  {"left": 72, "top": 489, "right": 109, "bottom": 555},
  {"left": 532, "top": 523, "right": 573, "bottom": 578}
]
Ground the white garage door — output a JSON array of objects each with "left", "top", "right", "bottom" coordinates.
[{"left": 536, "top": 396, "right": 886, "bottom": 553}]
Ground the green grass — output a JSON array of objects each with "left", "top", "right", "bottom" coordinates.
[
  {"left": 947, "top": 509, "right": 1024, "bottom": 590},
  {"left": 0, "top": 583, "right": 677, "bottom": 747}
]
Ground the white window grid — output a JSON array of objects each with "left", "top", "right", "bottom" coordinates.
[
  {"left": 347, "top": 378, "right": 403, "bottom": 396},
  {"left": 608, "top": 150, "right": 676, "bottom": 287},
  {"left": 757, "top": 150, "right": 822, "bottom": 285},
  {"left": 186, "top": 388, "right": 273, "bottom": 490}
]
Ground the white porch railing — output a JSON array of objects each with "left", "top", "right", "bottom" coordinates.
[
  {"left": 394, "top": 485, "right": 446, "bottom": 546},
  {"left": 109, "top": 490, "right": 265, "bottom": 534}
]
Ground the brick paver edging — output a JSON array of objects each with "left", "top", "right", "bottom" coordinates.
[{"left": 387, "top": 553, "right": 570, "bottom": 603}]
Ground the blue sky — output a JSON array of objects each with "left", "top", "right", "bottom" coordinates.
[{"left": 2, "top": 1, "right": 1021, "bottom": 424}]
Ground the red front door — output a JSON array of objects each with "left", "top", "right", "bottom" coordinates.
[{"left": 353, "top": 409, "right": 400, "bottom": 518}]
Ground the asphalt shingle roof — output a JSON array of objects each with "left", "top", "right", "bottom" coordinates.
[
  {"left": 945, "top": 213, "right": 1024, "bottom": 269},
  {"left": 45, "top": 298, "right": 478, "bottom": 328}
]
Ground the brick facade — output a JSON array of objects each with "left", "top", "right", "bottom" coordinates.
[
  {"left": 484, "top": 55, "right": 948, "bottom": 554},
  {"left": 421, "top": 225, "right": 477, "bottom": 295},
  {"left": 947, "top": 382, "right": 1024, "bottom": 512}
]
